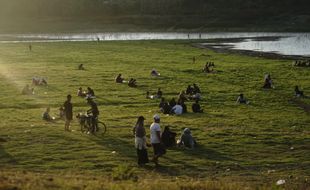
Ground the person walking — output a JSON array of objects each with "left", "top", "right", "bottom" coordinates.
[{"left": 64, "top": 95, "right": 73, "bottom": 131}]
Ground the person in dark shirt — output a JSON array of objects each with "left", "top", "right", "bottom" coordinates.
[
  {"left": 156, "top": 88, "right": 163, "bottom": 98},
  {"left": 64, "top": 95, "right": 73, "bottom": 131},
  {"left": 161, "top": 126, "right": 176, "bottom": 148},
  {"left": 192, "top": 100, "right": 203, "bottom": 113},
  {"left": 193, "top": 83, "right": 201, "bottom": 94},
  {"left": 87, "top": 87, "right": 95, "bottom": 97},
  {"left": 186, "top": 85, "right": 194, "bottom": 95},
  {"left": 87, "top": 98, "right": 99, "bottom": 133},
  {"left": 78, "top": 64, "right": 85, "bottom": 70},
  {"left": 133, "top": 116, "right": 149, "bottom": 165},
  {"left": 115, "top": 74, "right": 124, "bottom": 83},
  {"left": 295, "top": 86, "right": 304, "bottom": 97},
  {"left": 169, "top": 98, "right": 176, "bottom": 108}
]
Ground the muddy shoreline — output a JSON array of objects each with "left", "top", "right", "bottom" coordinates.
[{"left": 193, "top": 37, "right": 310, "bottom": 60}]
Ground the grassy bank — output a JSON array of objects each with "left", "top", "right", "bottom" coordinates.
[{"left": 0, "top": 40, "right": 309, "bottom": 189}]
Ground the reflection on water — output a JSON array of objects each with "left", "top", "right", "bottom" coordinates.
[
  {"left": 0, "top": 32, "right": 309, "bottom": 56},
  {"left": 223, "top": 34, "right": 310, "bottom": 56}
]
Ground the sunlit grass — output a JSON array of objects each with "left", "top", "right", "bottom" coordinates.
[{"left": 0, "top": 40, "right": 309, "bottom": 189}]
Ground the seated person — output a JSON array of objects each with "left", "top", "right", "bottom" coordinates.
[
  {"left": 159, "top": 98, "right": 166, "bottom": 109},
  {"left": 193, "top": 83, "right": 201, "bottom": 94},
  {"left": 191, "top": 92, "right": 202, "bottom": 101},
  {"left": 169, "top": 98, "right": 176, "bottom": 108},
  {"left": 39, "top": 78, "right": 47, "bottom": 86},
  {"left": 178, "top": 128, "right": 196, "bottom": 149},
  {"left": 171, "top": 103, "right": 183, "bottom": 115},
  {"left": 59, "top": 106, "right": 65, "bottom": 119},
  {"left": 161, "top": 126, "right": 177, "bottom": 148},
  {"left": 32, "top": 77, "right": 40, "bottom": 86},
  {"left": 192, "top": 100, "right": 203, "bottom": 113},
  {"left": 295, "top": 86, "right": 304, "bottom": 97},
  {"left": 161, "top": 102, "right": 172, "bottom": 114},
  {"left": 128, "top": 78, "right": 137, "bottom": 87},
  {"left": 178, "top": 91, "right": 188, "bottom": 103},
  {"left": 203, "top": 64, "right": 211, "bottom": 73},
  {"left": 78, "top": 64, "right": 85, "bottom": 70},
  {"left": 77, "top": 87, "right": 86, "bottom": 97},
  {"left": 22, "top": 84, "right": 34, "bottom": 95},
  {"left": 151, "top": 69, "right": 160, "bottom": 77},
  {"left": 263, "top": 74, "right": 273, "bottom": 89},
  {"left": 180, "top": 101, "right": 187, "bottom": 113},
  {"left": 86, "top": 87, "right": 95, "bottom": 97},
  {"left": 115, "top": 74, "right": 124, "bottom": 83},
  {"left": 186, "top": 85, "right": 194, "bottom": 95},
  {"left": 42, "top": 107, "right": 55, "bottom": 122},
  {"left": 236, "top": 93, "right": 248, "bottom": 104},
  {"left": 156, "top": 88, "right": 163, "bottom": 98}
]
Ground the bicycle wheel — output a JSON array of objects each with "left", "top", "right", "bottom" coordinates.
[
  {"left": 80, "top": 123, "right": 89, "bottom": 133},
  {"left": 96, "top": 121, "right": 107, "bottom": 136}
]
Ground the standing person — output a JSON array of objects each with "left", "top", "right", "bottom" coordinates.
[
  {"left": 87, "top": 98, "right": 99, "bottom": 133},
  {"left": 150, "top": 114, "right": 165, "bottom": 166},
  {"left": 133, "top": 116, "right": 149, "bottom": 166},
  {"left": 64, "top": 95, "right": 73, "bottom": 131}
]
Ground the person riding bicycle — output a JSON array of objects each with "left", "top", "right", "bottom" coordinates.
[{"left": 86, "top": 97, "right": 99, "bottom": 133}]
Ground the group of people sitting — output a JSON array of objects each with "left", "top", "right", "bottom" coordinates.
[
  {"left": 115, "top": 74, "right": 137, "bottom": 87},
  {"left": 77, "top": 87, "right": 95, "bottom": 98},
  {"left": 203, "top": 62, "right": 215, "bottom": 73},
  {"left": 186, "top": 84, "right": 202, "bottom": 101},
  {"left": 22, "top": 84, "right": 34, "bottom": 95},
  {"left": 293, "top": 60, "right": 310, "bottom": 67},
  {"left": 158, "top": 88, "right": 204, "bottom": 115},
  {"left": 32, "top": 77, "right": 47, "bottom": 86}
]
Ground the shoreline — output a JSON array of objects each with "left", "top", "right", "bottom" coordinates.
[{"left": 193, "top": 38, "right": 310, "bottom": 60}]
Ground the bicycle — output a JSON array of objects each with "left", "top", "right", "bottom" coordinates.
[{"left": 76, "top": 112, "right": 107, "bottom": 135}]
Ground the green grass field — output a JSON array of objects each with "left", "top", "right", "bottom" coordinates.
[{"left": 0, "top": 40, "right": 309, "bottom": 190}]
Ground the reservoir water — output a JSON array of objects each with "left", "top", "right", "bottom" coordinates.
[{"left": 0, "top": 32, "right": 309, "bottom": 57}]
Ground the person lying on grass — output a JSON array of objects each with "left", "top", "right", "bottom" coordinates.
[
  {"left": 151, "top": 69, "right": 160, "bottom": 77},
  {"left": 177, "top": 128, "right": 197, "bottom": 149},
  {"left": 42, "top": 107, "right": 55, "bottom": 122},
  {"left": 146, "top": 88, "right": 163, "bottom": 99}
]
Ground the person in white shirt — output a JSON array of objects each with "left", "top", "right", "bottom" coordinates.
[
  {"left": 171, "top": 104, "right": 183, "bottom": 115},
  {"left": 150, "top": 114, "right": 165, "bottom": 166}
]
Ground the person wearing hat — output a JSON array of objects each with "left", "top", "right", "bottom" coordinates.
[
  {"left": 86, "top": 97, "right": 99, "bottom": 133},
  {"left": 178, "top": 128, "right": 196, "bottom": 149},
  {"left": 64, "top": 94, "right": 73, "bottom": 131},
  {"left": 133, "top": 116, "right": 149, "bottom": 166},
  {"left": 150, "top": 114, "right": 165, "bottom": 166}
]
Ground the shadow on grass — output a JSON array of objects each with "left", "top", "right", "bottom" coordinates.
[{"left": 0, "top": 144, "right": 17, "bottom": 165}]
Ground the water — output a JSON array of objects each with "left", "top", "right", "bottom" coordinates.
[{"left": 0, "top": 32, "right": 309, "bottom": 57}]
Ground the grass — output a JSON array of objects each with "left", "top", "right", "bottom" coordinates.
[{"left": 0, "top": 40, "right": 309, "bottom": 189}]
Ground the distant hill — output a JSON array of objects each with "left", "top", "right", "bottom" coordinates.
[{"left": 0, "top": 0, "right": 309, "bottom": 33}]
